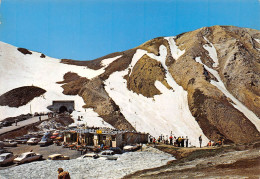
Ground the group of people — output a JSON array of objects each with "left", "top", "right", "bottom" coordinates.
[
  {"left": 207, "top": 138, "right": 224, "bottom": 147},
  {"left": 150, "top": 135, "right": 190, "bottom": 147},
  {"left": 150, "top": 135, "right": 225, "bottom": 148}
]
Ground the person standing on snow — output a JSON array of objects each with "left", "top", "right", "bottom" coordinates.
[
  {"left": 199, "top": 135, "right": 202, "bottom": 148},
  {"left": 185, "top": 136, "right": 189, "bottom": 147},
  {"left": 169, "top": 135, "right": 173, "bottom": 145}
]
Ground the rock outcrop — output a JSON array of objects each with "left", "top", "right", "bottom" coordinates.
[{"left": 0, "top": 86, "right": 46, "bottom": 107}]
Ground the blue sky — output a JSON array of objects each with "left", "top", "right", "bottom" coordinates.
[{"left": 0, "top": 0, "right": 259, "bottom": 61}]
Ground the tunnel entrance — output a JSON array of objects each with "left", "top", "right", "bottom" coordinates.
[
  {"left": 47, "top": 100, "right": 75, "bottom": 114},
  {"left": 59, "top": 106, "right": 68, "bottom": 113}
]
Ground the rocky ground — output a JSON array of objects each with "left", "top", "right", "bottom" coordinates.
[{"left": 124, "top": 142, "right": 260, "bottom": 178}]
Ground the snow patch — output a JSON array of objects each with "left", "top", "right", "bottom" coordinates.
[
  {"left": 254, "top": 38, "right": 260, "bottom": 51},
  {"left": 254, "top": 38, "right": 260, "bottom": 44},
  {"left": 164, "top": 37, "right": 185, "bottom": 60},
  {"left": 203, "top": 37, "right": 219, "bottom": 67},
  {"left": 101, "top": 55, "right": 122, "bottom": 67},
  {"left": 195, "top": 57, "right": 260, "bottom": 132},
  {"left": 70, "top": 109, "right": 114, "bottom": 128}
]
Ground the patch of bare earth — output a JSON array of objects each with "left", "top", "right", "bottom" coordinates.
[{"left": 124, "top": 54, "right": 171, "bottom": 98}]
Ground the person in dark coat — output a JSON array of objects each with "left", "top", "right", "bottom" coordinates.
[
  {"left": 185, "top": 136, "right": 189, "bottom": 147},
  {"left": 199, "top": 135, "right": 202, "bottom": 148},
  {"left": 58, "top": 168, "right": 70, "bottom": 179},
  {"left": 181, "top": 136, "right": 185, "bottom": 147},
  {"left": 169, "top": 135, "right": 173, "bottom": 145}
]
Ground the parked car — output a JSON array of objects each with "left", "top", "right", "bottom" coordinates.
[
  {"left": 14, "top": 152, "right": 42, "bottom": 164},
  {"left": 82, "top": 152, "right": 99, "bottom": 159},
  {"left": 109, "top": 147, "right": 124, "bottom": 154},
  {"left": 123, "top": 144, "right": 141, "bottom": 152},
  {"left": 3, "top": 141, "right": 18, "bottom": 147},
  {"left": 27, "top": 138, "right": 40, "bottom": 145},
  {"left": 0, "top": 149, "right": 12, "bottom": 154},
  {"left": 48, "top": 154, "right": 70, "bottom": 160},
  {"left": 0, "top": 122, "right": 3, "bottom": 128},
  {"left": 0, "top": 153, "right": 16, "bottom": 166},
  {"left": 38, "top": 137, "right": 53, "bottom": 147},
  {"left": 2, "top": 121, "right": 12, "bottom": 127},
  {"left": 15, "top": 139, "right": 28, "bottom": 144},
  {"left": 98, "top": 150, "right": 118, "bottom": 160},
  {"left": 0, "top": 141, "right": 4, "bottom": 149}
]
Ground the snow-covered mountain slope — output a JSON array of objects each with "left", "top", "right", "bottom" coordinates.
[
  {"left": 0, "top": 25, "right": 260, "bottom": 146},
  {"left": 0, "top": 41, "right": 116, "bottom": 128}
]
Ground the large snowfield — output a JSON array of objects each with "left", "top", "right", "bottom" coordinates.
[{"left": 0, "top": 146, "right": 175, "bottom": 179}]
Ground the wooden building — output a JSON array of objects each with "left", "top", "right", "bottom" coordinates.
[{"left": 63, "top": 127, "right": 148, "bottom": 148}]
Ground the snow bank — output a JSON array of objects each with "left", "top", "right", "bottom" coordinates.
[
  {"left": 254, "top": 38, "right": 260, "bottom": 44},
  {"left": 70, "top": 109, "right": 114, "bottom": 128},
  {"left": 0, "top": 147, "right": 174, "bottom": 179},
  {"left": 104, "top": 39, "right": 208, "bottom": 147},
  {"left": 165, "top": 37, "right": 185, "bottom": 60},
  {"left": 101, "top": 55, "right": 122, "bottom": 67},
  {"left": 195, "top": 57, "right": 260, "bottom": 132},
  {"left": 203, "top": 37, "right": 219, "bottom": 67},
  {"left": 254, "top": 38, "right": 260, "bottom": 51}
]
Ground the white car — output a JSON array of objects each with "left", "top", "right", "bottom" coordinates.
[
  {"left": 27, "top": 138, "right": 40, "bottom": 145},
  {"left": 98, "top": 150, "right": 118, "bottom": 160},
  {"left": 14, "top": 152, "right": 42, "bottom": 164},
  {"left": 0, "top": 153, "right": 16, "bottom": 166},
  {"left": 48, "top": 154, "right": 70, "bottom": 160},
  {"left": 82, "top": 153, "right": 99, "bottom": 159}
]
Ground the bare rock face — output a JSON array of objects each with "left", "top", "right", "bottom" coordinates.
[
  {"left": 57, "top": 72, "right": 89, "bottom": 95},
  {"left": 138, "top": 37, "right": 169, "bottom": 56},
  {"left": 210, "top": 26, "right": 260, "bottom": 118},
  {"left": 79, "top": 77, "right": 135, "bottom": 131},
  {"left": 0, "top": 86, "right": 46, "bottom": 107},
  {"left": 125, "top": 54, "right": 171, "bottom": 98},
  {"left": 100, "top": 49, "right": 136, "bottom": 80}
]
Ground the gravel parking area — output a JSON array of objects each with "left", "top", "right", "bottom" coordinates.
[
  {"left": 0, "top": 143, "right": 82, "bottom": 170},
  {"left": 7, "top": 144, "right": 82, "bottom": 159}
]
